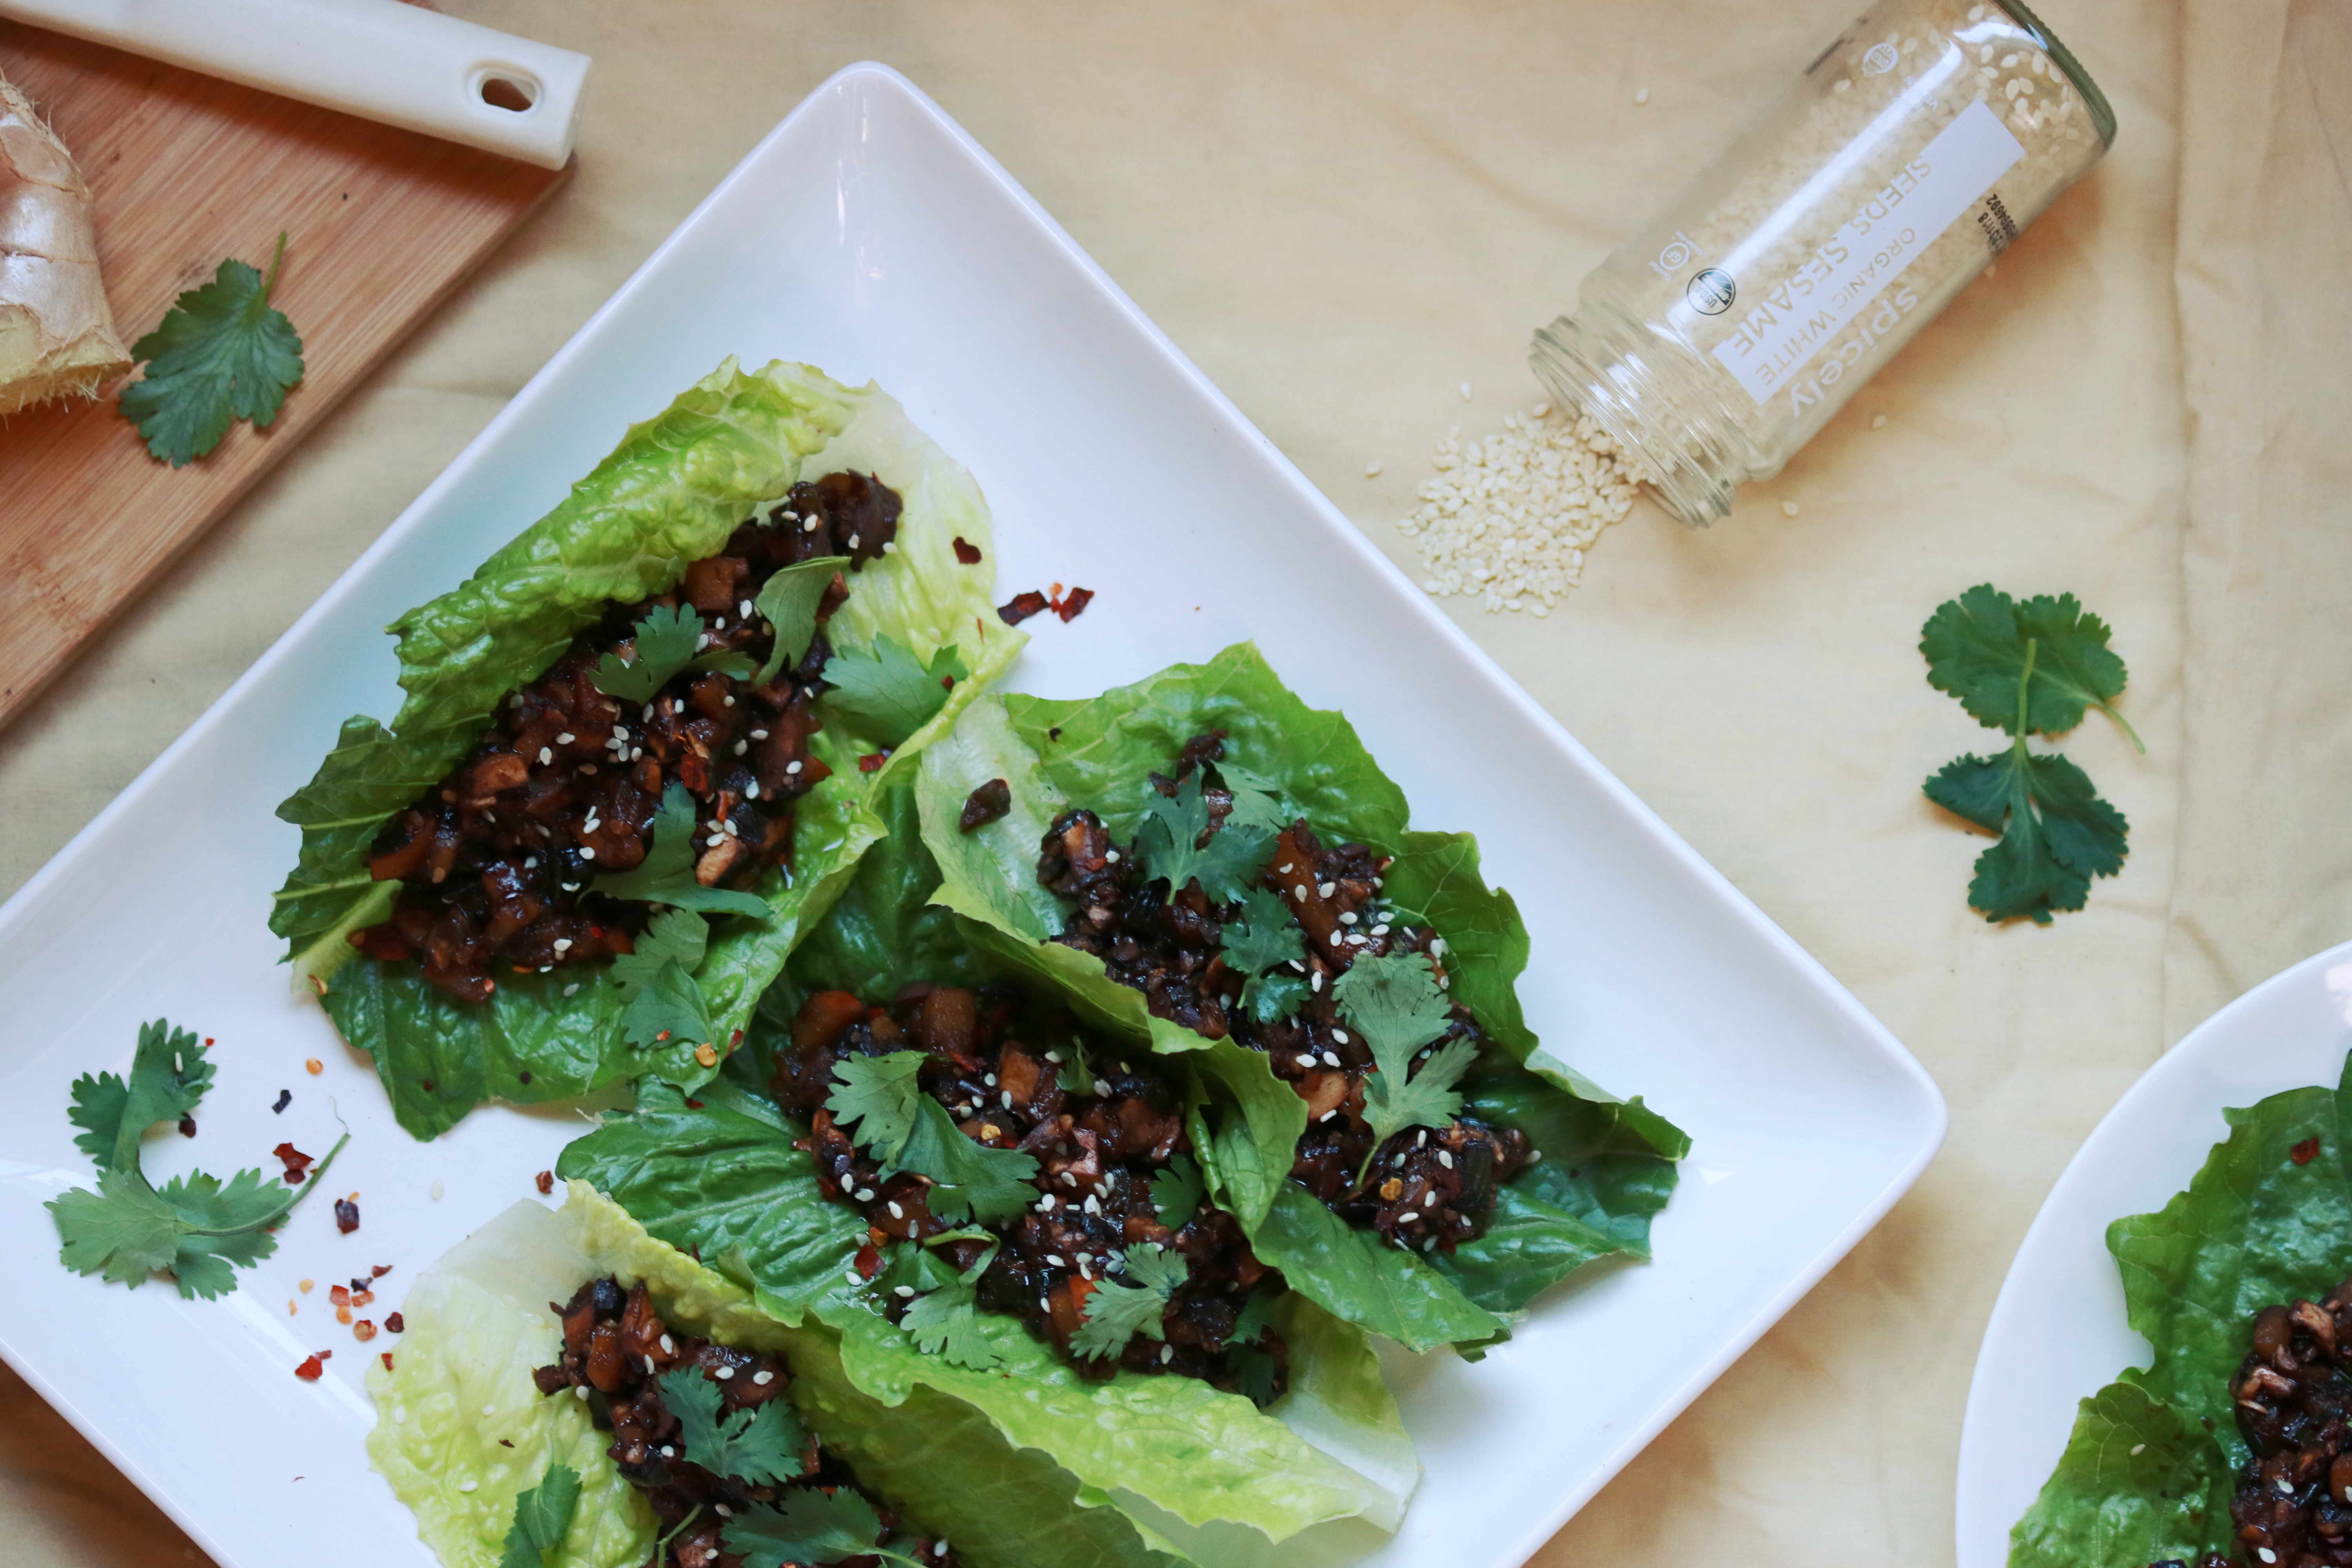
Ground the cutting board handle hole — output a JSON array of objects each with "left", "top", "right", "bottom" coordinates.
[{"left": 476, "top": 73, "right": 539, "bottom": 114}]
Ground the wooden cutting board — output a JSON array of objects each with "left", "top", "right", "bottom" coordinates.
[{"left": 0, "top": 21, "right": 568, "bottom": 730}]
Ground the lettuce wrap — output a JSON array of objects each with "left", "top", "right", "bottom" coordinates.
[
  {"left": 907, "top": 643, "right": 1686, "bottom": 1354},
  {"left": 269, "top": 359, "right": 1021, "bottom": 1138},
  {"left": 369, "top": 1187, "right": 1200, "bottom": 1568},
  {"left": 2008, "top": 1050, "right": 2352, "bottom": 1567}
]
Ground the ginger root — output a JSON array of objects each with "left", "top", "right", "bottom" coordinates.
[{"left": 0, "top": 69, "right": 129, "bottom": 417}]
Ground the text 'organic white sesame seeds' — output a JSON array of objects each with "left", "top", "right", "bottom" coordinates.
[{"left": 1396, "top": 404, "right": 1642, "bottom": 615}]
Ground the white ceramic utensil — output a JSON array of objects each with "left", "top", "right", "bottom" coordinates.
[{"left": 0, "top": 0, "right": 588, "bottom": 168}]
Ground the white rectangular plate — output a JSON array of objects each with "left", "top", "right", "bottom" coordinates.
[{"left": 0, "top": 64, "right": 1945, "bottom": 1568}]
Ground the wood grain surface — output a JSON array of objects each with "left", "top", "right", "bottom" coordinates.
[{"left": 0, "top": 22, "right": 565, "bottom": 730}]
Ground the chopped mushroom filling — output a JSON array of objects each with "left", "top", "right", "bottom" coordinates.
[
  {"left": 2165, "top": 1277, "right": 2352, "bottom": 1568},
  {"left": 349, "top": 472, "right": 902, "bottom": 1004},
  {"left": 770, "top": 982, "right": 1290, "bottom": 1396},
  {"left": 533, "top": 1276, "right": 953, "bottom": 1568},
  {"left": 1037, "top": 730, "right": 1529, "bottom": 1254}
]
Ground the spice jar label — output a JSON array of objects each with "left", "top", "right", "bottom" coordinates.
[{"left": 1710, "top": 98, "right": 2024, "bottom": 405}]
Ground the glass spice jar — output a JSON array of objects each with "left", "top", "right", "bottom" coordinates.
[{"left": 1530, "top": 0, "right": 2114, "bottom": 527}]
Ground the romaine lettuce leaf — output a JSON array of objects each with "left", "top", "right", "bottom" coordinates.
[
  {"left": 2005, "top": 1050, "right": 2352, "bottom": 1566},
  {"left": 272, "top": 360, "right": 1022, "bottom": 1139},
  {"left": 557, "top": 1085, "right": 1419, "bottom": 1545},
  {"left": 911, "top": 644, "right": 1684, "bottom": 1350},
  {"left": 376, "top": 1188, "right": 1194, "bottom": 1568}
]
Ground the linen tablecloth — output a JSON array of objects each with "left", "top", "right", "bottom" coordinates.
[{"left": 3, "top": 1, "right": 2344, "bottom": 1562}]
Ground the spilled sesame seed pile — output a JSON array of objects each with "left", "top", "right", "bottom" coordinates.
[{"left": 1396, "top": 403, "right": 1643, "bottom": 617}]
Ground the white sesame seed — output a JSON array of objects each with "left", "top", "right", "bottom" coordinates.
[
  {"left": 571, "top": 1384, "right": 586, "bottom": 1399},
  {"left": 1439, "top": 1150, "right": 1454, "bottom": 1169},
  {"left": 1046, "top": 1254, "right": 1065, "bottom": 1267},
  {"left": 563, "top": 982, "right": 580, "bottom": 996},
  {"left": 1633, "top": 85, "right": 1650, "bottom": 104},
  {"left": 555, "top": 732, "right": 575, "bottom": 745},
  {"left": 1045, "top": 1050, "right": 1062, "bottom": 1063},
  {"left": 985, "top": 1073, "right": 998, "bottom": 1086},
  {"left": 459, "top": 1479, "right": 477, "bottom": 1492},
  {"left": 707, "top": 833, "right": 726, "bottom": 847},
  {"left": 1039, "top": 1194, "right": 1056, "bottom": 1210},
  {"left": 552, "top": 937, "right": 573, "bottom": 953},
  {"left": 804, "top": 518, "right": 820, "bottom": 533},
  {"left": 846, "top": 1270, "right": 861, "bottom": 1284},
  {"left": 1322, "top": 1052, "right": 1342, "bottom": 1068},
  {"left": 1319, "top": 1109, "right": 1337, "bottom": 1122},
  {"left": 1105, "top": 849, "right": 1121, "bottom": 864},
  {"left": 752, "top": 1369, "right": 773, "bottom": 1385},
  {"left": 786, "top": 760, "right": 803, "bottom": 774},
  {"left": 723, "top": 695, "right": 735, "bottom": 708},
  {"left": 895, "top": 1285, "right": 915, "bottom": 1298},
  {"left": 2127, "top": 1443, "right": 2145, "bottom": 1456},
  {"left": 1160, "top": 1343, "right": 1174, "bottom": 1363},
  {"left": 1060, "top": 1172, "right": 1078, "bottom": 1187},
  {"left": 1328, "top": 930, "right": 1343, "bottom": 946},
  {"left": 724, "top": 820, "right": 740, "bottom": 837},
  {"left": 430, "top": 1180, "right": 445, "bottom": 1200},
  {"left": 1398, "top": 1211, "right": 1419, "bottom": 1223},
  {"left": 746, "top": 781, "right": 759, "bottom": 799},
  {"left": 1317, "top": 882, "right": 1336, "bottom": 898},
  {"left": 889, "top": 1201, "right": 904, "bottom": 1219},
  {"left": 539, "top": 747, "right": 553, "bottom": 765},
  {"left": 1458, "top": 381, "right": 1472, "bottom": 401},
  {"left": 1002, "top": 1090, "right": 1015, "bottom": 1108},
  {"left": 714, "top": 1363, "right": 735, "bottom": 1379},
  {"left": 739, "top": 600, "right": 754, "bottom": 618},
  {"left": 1416, "top": 1130, "right": 1427, "bottom": 1147},
  {"left": 2258, "top": 1552, "right": 2277, "bottom": 1565},
  {"left": 855, "top": 1187, "right": 875, "bottom": 1201},
  {"left": 847, "top": 534, "right": 860, "bottom": 550},
  {"left": 1339, "top": 911, "right": 1358, "bottom": 925},
  {"left": 713, "top": 617, "right": 726, "bottom": 631},
  {"left": 579, "top": 848, "right": 595, "bottom": 860},
  {"left": 1295, "top": 1054, "right": 1318, "bottom": 1069},
  {"left": 562, "top": 882, "right": 581, "bottom": 892},
  {"left": 644, "top": 1356, "right": 657, "bottom": 1374},
  {"left": 1430, "top": 937, "right": 1446, "bottom": 957},
  {"left": 1310, "top": 971, "right": 1323, "bottom": 992},
  {"left": 1365, "top": 459, "right": 1383, "bottom": 477},
  {"left": 1780, "top": 499, "right": 1801, "bottom": 517}
]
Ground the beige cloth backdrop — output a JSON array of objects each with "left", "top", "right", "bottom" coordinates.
[{"left": 0, "top": 2, "right": 2342, "bottom": 1563}]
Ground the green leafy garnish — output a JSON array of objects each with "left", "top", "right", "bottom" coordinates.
[
  {"left": 1135, "top": 772, "right": 1274, "bottom": 903},
  {"left": 591, "top": 604, "right": 709, "bottom": 703},
  {"left": 1922, "top": 616, "right": 2130, "bottom": 925},
  {"left": 724, "top": 1487, "right": 926, "bottom": 1568},
  {"left": 1071, "top": 1243, "right": 1188, "bottom": 1361},
  {"left": 1334, "top": 953, "right": 1477, "bottom": 1182},
  {"left": 592, "top": 782, "right": 772, "bottom": 917},
  {"left": 48, "top": 1018, "right": 348, "bottom": 1299},
  {"left": 826, "top": 1051, "right": 1038, "bottom": 1221},
  {"left": 1239, "top": 970, "right": 1308, "bottom": 1026},
  {"left": 1151, "top": 1152, "right": 1203, "bottom": 1230},
  {"left": 821, "top": 634, "right": 969, "bottom": 748},
  {"left": 753, "top": 555, "right": 849, "bottom": 685},
  {"left": 117, "top": 232, "right": 305, "bottom": 468},
  {"left": 1230, "top": 1290, "right": 1276, "bottom": 1347},
  {"left": 1055, "top": 1040, "right": 1096, "bottom": 1096},
  {"left": 1922, "top": 583, "right": 2142, "bottom": 750},
  {"left": 1222, "top": 887, "right": 1305, "bottom": 975},
  {"left": 497, "top": 1462, "right": 582, "bottom": 1568},
  {"left": 891, "top": 1235, "right": 1005, "bottom": 1371},
  {"left": 610, "top": 908, "right": 715, "bottom": 1051},
  {"left": 661, "top": 1367, "right": 808, "bottom": 1487}
]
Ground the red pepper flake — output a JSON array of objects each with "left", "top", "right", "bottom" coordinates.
[
  {"left": 353, "top": 1320, "right": 378, "bottom": 1343},
  {"left": 853, "top": 1242, "right": 883, "bottom": 1279},
  {"left": 352, "top": 1289, "right": 375, "bottom": 1309},
  {"left": 730, "top": 1030, "right": 744, "bottom": 1046},
  {"left": 858, "top": 753, "right": 887, "bottom": 773},
  {"left": 294, "top": 1354, "right": 325, "bottom": 1382},
  {"left": 997, "top": 590, "right": 1049, "bottom": 626},
  {"left": 329, "top": 1284, "right": 350, "bottom": 1306},
  {"left": 334, "top": 1197, "right": 361, "bottom": 1234},
  {"left": 380, "top": 1352, "right": 395, "bottom": 1372},
  {"left": 203, "top": 1038, "right": 214, "bottom": 1047},
  {"left": 535, "top": 1170, "right": 554, "bottom": 1195},
  {"left": 177, "top": 1116, "right": 197, "bottom": 1138},
  {"left": 2293, "top": 1136, "right": 2322, "bottom": 1165},
  {"left": 385, "top": 1312, "right": 405, "bottom": 1334},
  {"left": 274, "top": 1142, "right": 316, "bottom": 1185},
  {"left": 683, "top": 1098, "right": 705, "bottom": 1109},
  {"left": 1055, "top": 587, "right": 1095, "bottom": 623},
  {"left": 951, "top": 536, "right": 983, "bottom": 565},
  {"left": 371, "top": 1263, "right": 393, "bottom": 1278}
]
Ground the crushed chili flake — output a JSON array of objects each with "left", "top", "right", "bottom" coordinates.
[
  {"left": 385, "top": 1312, "right": 405, "bottom": 1334},
  {"left": 353, "top": 1320, "right": 378, "bottom": 1343},
  {"left": 299, "top": 1278, "right": 314, "bottom": 1294},
  {"left": 336, "top": 1305, "right": 353, "bottom": 1325},
  {"left": 854, "top": 1241, "right": 882, "bottom": 1279},
  {"left": 371, "top": 1264, "right": 393, "bottom": 1278},
  {"left": 858, "top": 752, "right": 887, "bottom": 773},
  {"left": 334, "top": 1197, "right": 361, "bottom": 1234},
  {"left": 693, "top": 1042, "right": 720, "bottom": 1068},
  {"left": 1055, "top": 586, "right": 1095, "bottom": 623},
  {"left": 2294, "top": 1136, "right": 2323, "bottom": 1165},
  {"left": 380, "top": 1352, "right": 395, "bottom": 1372},
  {"left": 329, "top": 1284, "right": 350, "bottom": 1306},
  {"left": 998, "top": 590, "right": 1049, "bottom": 626},
  {"left": 534, "top": 1170, "right": 554, "bottom": 1195},
  {"left": 274, "top": 1142, "right": 316, "bottom": 1185},
  {"left": 683, "top": 1098, "right": 705, "bottom": 1109},
  {"left": 305, "top": 1058, "right": 323, "bottom": 1075},
  {"left": 177, "top": 1116, "right": 197, "bottom": 1138},
  {"left": 952, "top": 536, "right": 983, "bottom": 565},
  {"left": 294, "top": 1355, "right": 325, "bottom": 1381},
  {"left": 352, "top": 1289, "right": 375, "bottom": 1309},
  {"left": 271, "top": 1088, "right": 291, "bottom": 1114}
]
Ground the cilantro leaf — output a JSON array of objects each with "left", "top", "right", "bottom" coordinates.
[
  {"left": 117, "top": 233, "right": 305, "bottom": 467},
  {"left": 753, "top": 556, "right": 849, "bottom": 685},
  {"left": 1230, "top": 1290, "right": 1276, "bottom": 1348},
  {"left": 900, "top": 1276, "right": 1004, "bottom": 1370},
  {"left": 820, "top": 634, "right": 969, "bottom": 748},
  {"left": 1334, "top": 953, "right": 1477, "bottom": 1180},
  {"left": 1926, "top": 744, "right": 2128, "bottom": 924},
  {"left": 499, "top": 1463, "right": 582, "bottom": 1568},
  {"left": 590, "top": 603, "right": 709, "bottom": 704},
  {"left": 1221, "top": 887, "right": 1305, "bottom": 976},
  {"left": 48, "top": 1018, "right": 348, "bottom": 1299},
  {"left": 826, "top": 1052, "right": 1039, "bottom": 1222},
  {"left": 1135, "top": 772, "right": 1274, "bottom": 903},
  {"left": 611, "top": 909, "right": 715, "bottom": 1051},
  {"left": 1922, "top": 583, "right": 2141, "bottom": 750},
  {"left": 1151, "top": 1152, "right": 1203, "bottom": 1230},
  {"left": 724, "top": 1488, "right": 925, "bottom": 1568},
  {"left": 1238, "top": 970, "right": 1308, "bottom": 1026},
  {"left": 1056, "top": 1041, "right": 1096, "bottom": 1096},
  {"left": 662, "top": 1368, "right": 808, "bottom": 1486},
  {"left": 1232, "top": 1345, "right": 1281, "bottom": 1409},
  {"left": 1071, "top": 1243, "right": 1188, "bottom": 1361},
  {"left": 592, "top": 782, "right": 771, "bottom": 917}
]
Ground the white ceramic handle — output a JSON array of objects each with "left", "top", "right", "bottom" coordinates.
[{"left": 0, "top": 0, "right": 589, "bottom": 169}]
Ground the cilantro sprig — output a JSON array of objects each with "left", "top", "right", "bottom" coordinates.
[
  {"left": 887, "top": 1230, "right": 1004, "bottom": 1370},
  {"left": 1135, "top": 771, "right": 1278, "bottom": 903},
  {"left": 826, "top": 1051, "right": 1038, "bottom": 1222},
  {"left": 1151, "top": 1152, "right": 1203, "bottom": 1231},
  {"left": 1920, "top": 585, "right": 2134, "bottom": 924},
  {"left": 821, "top": 634, "right": 967, "bottom": 748},
  {"left": 499, "top": 1463, "right": 582, "bottom": 1568},
  {"left": 49, "top": 1019, "right": 348, "bottom": 1299},
  {"left": 752, "top": 555, "right": 848, "bottom": 685},
  {"left": 724, "top": 1487, "right": 927, "bottom": 1568},
  {"left": 662, "top": 1367, "right": 808, "bottom": 1486},
  {"left": 118, "top": 232, "right": 306, "bottom": 467},
  {"left": 1222, "top": 887, "right": 1308, "bottom": 1025},
  {"left": 592, "top": 782, "right": 771, "bottom": 917},
  {"left": 610, "top": 907, "right": 715, "bottom": 1052},
  {"left": 590, "top": 604, "right": 754, "bottom": 703},
  {"left": 1071, "top": 1243, "right": 1189, "bottom": 1361},
  {"left": 1332, "top": 953, "right": 1477, "bottom": 1184}
]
